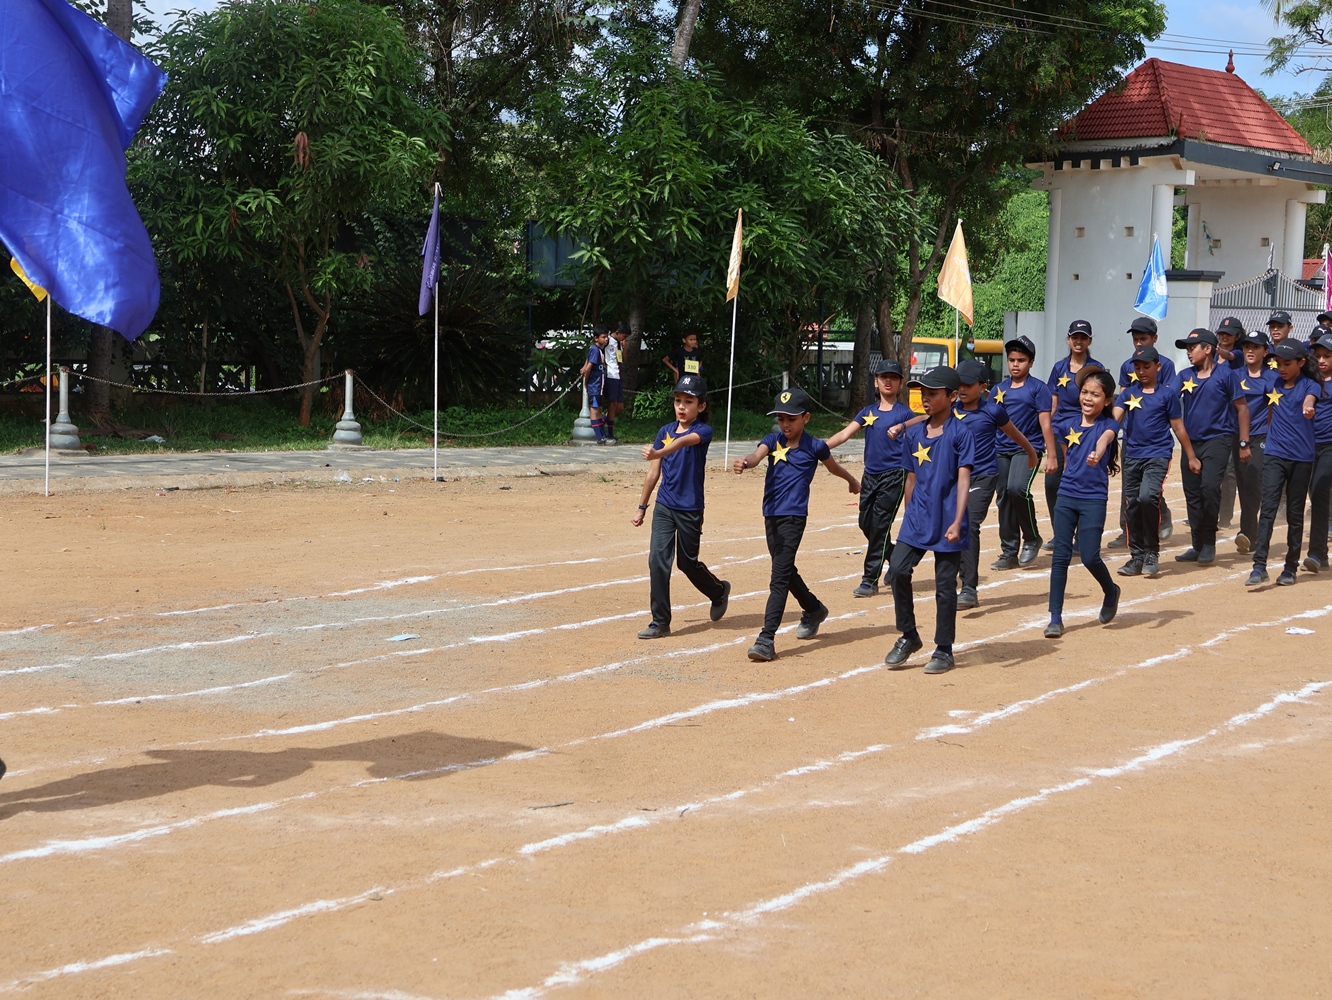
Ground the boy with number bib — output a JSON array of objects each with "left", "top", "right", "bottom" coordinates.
[{"left": 734, "top": 387, "right": 860, "bottom": 662}]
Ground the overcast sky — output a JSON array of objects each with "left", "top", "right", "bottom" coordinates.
[{"left": 136, "top": 0, "right": 1322, "bottom": 98}]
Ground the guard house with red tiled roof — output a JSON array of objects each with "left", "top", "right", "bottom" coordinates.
[{"left": 1023, "top": 57, "right": 1332, "bottom": 366}]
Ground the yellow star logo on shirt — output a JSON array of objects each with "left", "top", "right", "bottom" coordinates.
[
  {"left": 1126, "top": 394, "right": 1143, "bottom": 411},
  {"left": 912, "top": 442, "right": 932, "bottom": 465},
  {"left": 1065, "top": 427, "right": 1083, "bottom": 446},
  {"left": 1267, "top": 389, "right": 1282, "bottom": 407},
  {"left": 1268, "top": 357, "right": 1279, "bottom": 369},
  {"left": 661, "top": 432, "right": 675, "bottom": 448},
  {"left": 772, "top": 442, "right": 791, "bottom": 463},
  {"left": 1181, "top": 377, "right": 1199, "bottom": 393},
  {"left": 992, "top": 388, "right": 1006, "bottom": 404},
  {"left": 1129, "top": 371, "right": 1140, "bottom": 383},
  {"left": 1240, "top": 379, "right": 1249, "bottom": 391},
  {"left": 860, "top": 411, "right": 878, "bottom": 427},
  {"left": 1058, "top": 374, "right": 1071, "bottom": 387}
]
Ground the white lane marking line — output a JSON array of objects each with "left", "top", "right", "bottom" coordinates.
[
  {"left": 0, "top": 948, "right": 174, "bottom": 993},
  {"left": 490, "top": 679, "right": 1331, "bottom": 999},
  {"left": 197, "top": 887, "right": 392, "bottom": 944},
  {"left": 290, "top": 990, "right": 442, "bottom": 1000}
]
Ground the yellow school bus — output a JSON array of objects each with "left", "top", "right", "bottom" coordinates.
[{"left": 906, "top": 337, "right": 1005, "bottom": 413}]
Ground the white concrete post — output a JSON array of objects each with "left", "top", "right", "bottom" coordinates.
[
  {"left": 1185, "top": 202, "right": 1201, "bottom": 269},
  {"left": 49, "top": 366, "right": 81, "bottom": 451},
  {"left": 330, "top": 369, "right": 364, "bottom": 448},
  {"left": 571, "top": 375, "right": 596, "bottom": 444},
  {"left": 1151, "top": 184, "right": 1174, "bottom": 267},
  {"left": 1283, "top": 199, "right": 1307, "bottom": 277},
  {"left": 1043, "top": 187, "right": 1061, "bottom": 358}
]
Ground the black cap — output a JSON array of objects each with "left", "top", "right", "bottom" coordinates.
[
  {"left": 1319, "top": 312, "right": 1332, "bottom": 325},
  {"left": 1068, "top": 319, "right": 1093, "bottom": 338},
  {"left": 1131, "top": 344, "right": 1161, "bottom": 364},
  {"left": 1268, "top": 310, "right": 1293, "bottom": 327},
  {"left": 1074, "top": 363, "right": 1108, "bottom": 388},
  {"left": 1313, "top": 330, "right": 1332, "bottom": 351},
  {"left": 1004, "top": 335, "right": 1036, "bottom": 359},
  {"left": 1216, "top": 316, "right": 1245, "bottom": 338},
  {"left": 908, "top": 366, "right": 961, "bottom": 392},
  {"left": 1176, "top": 328, "right": 1218, "bottom": 349},
  {"left": 872, "top": 359, "right": 904, "bottom": 377},
  {"left": 674, "top": 374, "right": 707, "bottom": 398},
  {"left": 767, "top": 387, "right": 814, "bottom": 415},
  {"left": 1128, "top": 317, "right": 1158, "bottom": 336},
  {"left": 956, "top": 359, "right": 990, "bottom": 385},
  {"left": 1311, "top": 324, "right": 1332, "bottom": 343},
  {"left": 1273, "top": 339, "right": 1308, "bottom": 361},
  {"left": 1239, "top": 329, "right": 1270, "bottom": 349}
]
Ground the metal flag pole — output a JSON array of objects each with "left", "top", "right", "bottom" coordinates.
[
  {"left": 432, "top": 182, "right": 440, "bottom": 483},
  {"left": 954, "top": 306, "right": 960, "bottom": 365},
  {"left": 724, "top": 290, "right": 738, "bottom": 468},
  {"left": 44, "top": 295, "right": 51, "bottom": 498}
]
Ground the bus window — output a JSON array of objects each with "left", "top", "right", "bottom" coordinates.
[{"left": 909, "top": 344, "right": 948, "bottom": 376}]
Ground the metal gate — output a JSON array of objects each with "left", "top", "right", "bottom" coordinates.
[{"left": 1209, "top": 268, "right": 1324, "bottom": 336}]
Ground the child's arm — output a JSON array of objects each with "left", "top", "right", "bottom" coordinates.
[
  {"left": 1170, "top": 416, "right": 1201, "bottom": 474},
  {"left": 579, "top": 358, "right": 592, "bottom": 377},
  {"left": 733, "top": 442, "right": 770, "bottom": 474},
  {"left": 1112, "top": 404, "right": 1127, "bottom": 423},
  {"left": 1038, "top": 411, "right": 1058, "bottom": 472},
  {"left": 901, "top": 469, "right": 916, "bottom": 510},
  {"left": 822, "top": 455, "right": 861, "bottom": 494},
  {"left": 887, "top": 412, "right": 927, "bottom": 440},
  {"left": 1086, "top": 427, "right": 1118, "bottom": 466},
  {"left": 662, "top": 355, "right": 679, "bottom": 380},
  {"left": 823, "top": 418, "right": 864, "bottom": 450},
  {"left": 1304, "top": 393, "right": 1318, "bottom": 419},
  {"left": 946, "top": 466, "right": 971, "bottom": 542},
  {"left": 632, "top": 460, "right": 662, "bottom": 526},
  {"left": 1233, "top": 398, "right": 1252, "bottom": 462},
  {"left": 641, "top": 431, "right": 701, "bottom": 461},
  {"left": 1001, "top": 422, "right": 1040, "bottom": 469}
]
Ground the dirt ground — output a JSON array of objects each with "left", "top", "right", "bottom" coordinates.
[{"left": 0, "top": 463, "right": 1329, "bottom": 998}]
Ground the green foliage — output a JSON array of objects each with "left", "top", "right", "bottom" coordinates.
[
  {"left": 1270, "top": 81, "right": 1332, "bottom": 257},
  {"left": 1264, "top": 0, "right": 1332, "bottom": 74}
]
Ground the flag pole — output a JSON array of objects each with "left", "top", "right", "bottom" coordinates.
[
  {"left": 724, "top": 291, "right": 738, "bottom": 468},
  {"left": 432, "top": 182, "right": 440, "bottom": 483},
  {"left": 44, "top": 295, "right": 51, "bottom": 498},
  {"left": 954, "top": 306, "right": 960, "bottom": 365}
]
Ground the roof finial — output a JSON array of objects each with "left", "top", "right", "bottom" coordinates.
[{"left": 1226, "top": 50, "right": 1235, "bottom": 73}]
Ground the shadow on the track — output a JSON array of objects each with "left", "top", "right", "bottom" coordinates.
[{"left": 0, "top": 730, "right": 529, "bottom": 819}]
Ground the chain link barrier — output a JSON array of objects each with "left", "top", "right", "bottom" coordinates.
[
  {"left": 354, "top": 371, "right": 582, "bottom": 439},
  {"left": 70, "top": 370, "right": 341, "bottom": 397}
]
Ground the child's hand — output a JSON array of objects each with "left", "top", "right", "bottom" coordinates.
[
  {"left": 640, "top": 443, "right": 657, "bottom": 460},
  {"left": 1043, "top": 452, "right": 1058, "bottom": 474},
  {"left": 1025, "top": 450, "right": 1039, "bottom": 469},
  {"left": 887, "top": 423, "right": 904, "bottom": 440},
  {"left": 1086, "top": 450, "right": 1100, "bottom": 467},
  {"left": 1188, "top": 455, "right": 1202, "bottom": 474},
  {"left": 631, "top": 510, "right": 645, "bottom": 527},
  {"left": 733, "top": 457, "right": 748, "bottom": 475},
  {"left": 1305, "top": 399, "right": 1317, "bottom": 419},
  {"left": 848, "top": 478, "right": 861, "bottom": 495},
  {"left": 945, "top": 522, "right": 961, "bottom": 543}
]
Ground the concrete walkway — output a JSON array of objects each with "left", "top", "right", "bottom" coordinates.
[{"left": 0, "top": 438, "right": 866, "bottom": 494}]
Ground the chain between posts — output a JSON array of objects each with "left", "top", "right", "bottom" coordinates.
[{"left": 68, "top": 371, "right": 342, "bottom": 396}]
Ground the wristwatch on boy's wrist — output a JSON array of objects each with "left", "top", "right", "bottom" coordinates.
[{"left": 1239, "top": 439, "right": 1249, "bottom": 449}]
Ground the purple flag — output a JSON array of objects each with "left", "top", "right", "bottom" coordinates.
[{"left": 418, "top": 187, "right": 440, "bottom": 316}]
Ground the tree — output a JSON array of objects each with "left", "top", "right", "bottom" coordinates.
[
  {"left": 134, "top": 0, "right": 443, "bottom": 424},
  {"left": 1264, "top": 0, "right": 1332, "bottom": 74}
]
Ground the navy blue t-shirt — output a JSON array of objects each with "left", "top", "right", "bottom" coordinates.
[
  {"left": 1237, "top": 367, "right": 1280, "bottom": 432},
  {"left": 853, "top": 401, "right": 915, "bottom": 474},
  {"left": 1315, "top": 380, "right": 1332, "bottom": 446},
  {"left": 991, "top": 376, "right": 1051, "bottom": 455},
  {"left": 1265, "top": 375, "right": 1321, "bottom": 462},
  {"left": 1174, "top": 364, "right": 1243, "bottom": 442},
  {"left": 1048, "top": 356, "right": 1105, "bottom": 425},
  {"left": 760, "top": 431, "right": 832, "bottom": 517},
  {"left": 898, "top": 418, "right": 976, "bottom": 553},
  {"left": 1055, "top": 412, "right": 1120, "bottom": 503},
  {"left": 952, "top": 398, "right": 1011, "bottom": 477},
  {"left": 653, "top": 421, "right": 711, "bottom": 511},
  {"left": 1119, "top": 355, "right": 1177, "bottom": 388},
  {"left": 586, "top": 345, "right": 605, "bottom": 395},
  {"left": 1115, "top": 384, "right": 1180, "bottom": 460}
]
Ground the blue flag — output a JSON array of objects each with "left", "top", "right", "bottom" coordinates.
[
  {"left": 0, "top": 0, "right": 166, "bottom": 340},
  {"left": 1134, "top": 234, "right": 1169, "bottom": 321},
  {"left": 418, "top": 187, "right": 441, "bottom": 316}
]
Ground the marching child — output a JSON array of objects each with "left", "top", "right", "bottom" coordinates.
[
  {"left": 824, "top": 359, "right": 914, "bottom": 597},
  {"left": 1044, "top": 319, "right": 1104, "bottom": 548},
  {"left": 1247, "top": 339, "right": 1321, "bottom": 587},
  {"left": 884, "top": 366, "right": 976, "bottom": 675},
  {"left": 633, "top": 375, "right": 730, "bottom": 638},
  {"left": 1044, "top": 367, "right": 1122, "bottom": 638},
  {"left": 1234, "top": 329, "right": 1278, "bottom": 553},
  {"left": 734, "top": 387, "right": 860, "bottom": 662},
  {"left": 1108, "top": 317, "right": 1177, "bottom": 548},
  {"left": 991, "top": 335, "right": 1057, "bottom": 569},
  {"left": 579, "top": 326, "right": 610, "bottom": 444},
  {"left": 1112, "top": 345, "right": 1198, "bottom": 579},
  {"left": 1302, "top": 329, "right": 1332, "bottom": 573}
]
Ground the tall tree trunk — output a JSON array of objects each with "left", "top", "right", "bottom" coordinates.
[
  {"left": 877, "top": 264, "right": 896, "bottom": 360},
  {"left": 670, "top": 0, "right": 701, "bottom": 69},
  {"left": 848, "top": 296, "right": 874, "bottom": 416},
  {"left": 622, "top": 293, "right": 647, "bottom": 401}
]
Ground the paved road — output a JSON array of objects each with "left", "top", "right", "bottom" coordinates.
[{"left": 0, "top": 438, "right": 866, "bottom": 494}]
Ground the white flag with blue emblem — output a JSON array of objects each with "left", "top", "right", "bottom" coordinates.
[{"left": 1134, "top": 234, "right": 1168, "bottom": 320}]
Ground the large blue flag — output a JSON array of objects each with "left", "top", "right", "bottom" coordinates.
[
  {"left": 418, "top": 187, "right": 441, "bottom": 316},
  {"left": 0, "top": 0, "right": 166, "bottom": 340},
  {"left": 1134, "top": 234, "right": 1169, "bottom": 321}
]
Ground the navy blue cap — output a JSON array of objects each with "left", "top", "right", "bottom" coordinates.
[
  {"left": 1128, "top": 317, "right": 1158, "bottom": 335},
  {"left": 1268, "top": 310, "right": 1293, "bottom": 327},
  {"left": 1273, "top": 339, "right": 1308, "bottom": 361},
  {"left": 1176, "top": 328, "right": 1218, "bottom": 349},
  {"left": 674, "top": 375, "right": 707, "bottom": 397},
  {"left": 1131, "top": 344, "right": 1161, "bottom": 364},
  {"left": 768, "top": 387, "right": 813, "bottom": 415},
  {"left": 1240, "top": 329, "right": 1270, "bottom": 349},
  {"left": 956, "top": 359, "right": 991, "bottom": 385},
  {"left": 1216, "top": 316, "right": 1245, "bottom": 337},
  {"left": 872, "top": 359, "right": 904, "bottom": 377},
  {"left": 1004, "top": 335, "right": 1036, "bottom": 359},
  {"left": 1068, "top": 319, "right": 1093, "bottom": 338},
  {"left": 908, "top": 366, "right": 961, "bottom": 392},
  {"left": 1311, "top": 325, "right": 1332, "bottom": 350}
]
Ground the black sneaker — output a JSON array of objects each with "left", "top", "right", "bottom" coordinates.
[
  {"left": 1041, "top": 538, "right": 1056, "bottom": 551},
  {"left": 1018, "top": 539, "right": 1042, "bottom": 566},
  {"left": 1106, "top": 533, "right": 1127, "bottom": 550},
  {"left": 957, "top": 588, "right": 978, "bottom": 610},
  {"left": 1277, "top": 570, "right": 1297, "bottom": 587},
  {"left": 1142, "top": 553, "right": 1160, "bottom": 578},
  {"left": 637, "top": 623, "right": 670, "bottom": 639},
  {"left": 853, "top": 581, "right": 879, "bottom": 598},
  {"left": 1198, "top": 544, "right": 1216, "bottom": 564},
  {"left": 885, "top": 635, "right": 923, "bottom": 667},
  {"left": 710, "top": 581, "right": 731, "bottom": 621},
  {"left": 923, "top": 650, "right": 955, "bottom": 674},
  {"left": 1245, "top": 567, "right": 1269, "bottom": 587},
  {"left": 1175, "top": 548, "right": 1199, "bottom": 562},
  {"left": 1159, "top": 516, "right": 1173, "bottom": 541},
  {"left": 1235, "top": 532, "right": 1251, "bottom": 554},
  {"left": 1303, "top": 556, "right": 1325, "bottom": 574},
  {"left": 0, "top": 755, "right": 5, "bottom": 780},
  {"left": 747, "top": 638, "right": 777, "bottom": 662},
  {"left": 1099, "top": 584, "right": 1121, "bottom": 624},
  {"left": 1043, "top": 619, "right": 1064, "bottom": 638},
  {"left": 795, "top": 603, "right": 829, "bottom": 639},
  {"left": 990, "top": 553, "right": 1019, "bottom": 570},
  {"left": 1117, "top": 558, "right": 1143, "bottom": 577}
]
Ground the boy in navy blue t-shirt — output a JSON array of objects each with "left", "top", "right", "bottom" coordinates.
[
  {"left": 633, "top": 375, "right": 730, "bottom": 638},
  {"left": 579, "top": 327, "right": 610, "bottom": 443},
  {"left": 1305, "top": 331, "right": 1332, "bottom": 572},
  {"left": 884, "top": 366, "right": 976, "bottom": 676},
  {"left": 1108, "top": 316, "right": 1178, "bottom": 548},
  {"left": 1233, "top": 330, "right": 1279, "bottom": 551},
  {"left": 1248, "top": 339, "right": 1322, "bottom": 586},
  {"left": 734, "top": 387, "right": 860, "bottom": 662},
  {"left": 991, "top": 335, "right": 1057, "bottom": 569}
]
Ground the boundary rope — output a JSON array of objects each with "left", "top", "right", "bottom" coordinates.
[
  {"left": 69, "top": 371, "right": 341, "bottom": 397},
  {"left": 354, "top": 372, "right": 581, "bottom": 439}
]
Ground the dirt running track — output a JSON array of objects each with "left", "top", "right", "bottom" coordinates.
[{"left": 0, "top": 466, "right": 1329, "bottom": 998}]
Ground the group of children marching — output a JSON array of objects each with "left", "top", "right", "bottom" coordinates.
[{"left": 631, "top": 311, "right": 1332, "bottom": 672}]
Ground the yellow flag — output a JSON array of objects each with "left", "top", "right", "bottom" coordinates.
[
  {"left": 725, "top": 209, "right": 743, "bottom": 302},
  {"left": 937, "top": 220, "right": 973, "bottom": 326},
  {"left": 9, "top": 256, "right": 47, "bottom": 302}
]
